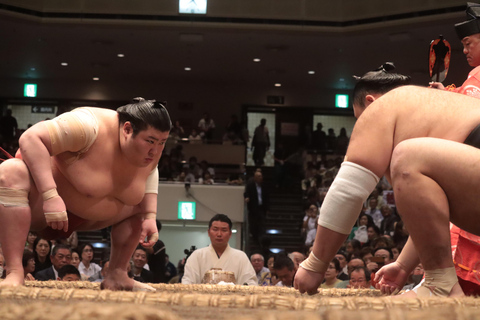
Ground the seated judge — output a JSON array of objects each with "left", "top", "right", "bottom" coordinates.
[{"left": 182, "top": 214, "right": 257, "bottom": 285}]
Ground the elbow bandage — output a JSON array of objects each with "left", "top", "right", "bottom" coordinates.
[
  {"left": 318, "top": 161, "right": 379, "bottom": 235},
  {"left": 44, "top": 108, "right": 98, "bottom": 156},
  {"left": 145, "top": 168, "right": 159, "bottom": 194},
  {"left": 42, "top": 188, "right": 68, "bottom": 223}
]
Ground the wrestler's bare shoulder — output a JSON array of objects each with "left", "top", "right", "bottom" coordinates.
[{"left": 368, "top": 86, "right": 480, "bottom": 143}]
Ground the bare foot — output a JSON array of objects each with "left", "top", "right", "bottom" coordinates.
[
  {"left": 0, "top": 270, "right": 25, "bottom": 287},
  {"left": 100, "top": 269, "right": 155, "bottom": 292},
  {"left": 101, "top": 269, "right": 135, "bottom": 291}
]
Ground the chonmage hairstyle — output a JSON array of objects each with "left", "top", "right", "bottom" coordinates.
[
  {"left": 117, "top": 97, "right": 172, "bottom": 136},
  {"left": 352, "top": 62, "right": 411, "bottom": 108}
]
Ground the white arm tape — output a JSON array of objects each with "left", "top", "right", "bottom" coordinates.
[
  {"left": 318, "top": 161, "right": 379, "bottom": 234},
  {"left": 145, "top": 168, "right": 159, "bottom": 194}
]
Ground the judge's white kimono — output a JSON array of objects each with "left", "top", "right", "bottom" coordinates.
[{"left": 182, "top": 244, "right": 257, "bottom": 286}]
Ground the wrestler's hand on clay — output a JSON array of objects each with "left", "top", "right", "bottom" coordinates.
[
  {"left": 374, "top": 261, "right": 409, "bottom": 295},
  {"left": 294, "top": 266, "right": 324, "bottom": 295},
  {"left": 139, "top": 217, "right": 158, "bottom": 248},
  {"left": 43, "top": 195, "right": 68, "bottom": 232}
]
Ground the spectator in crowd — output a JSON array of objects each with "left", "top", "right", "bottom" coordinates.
[
  {"left": 302, "top": 203, "right": 319, "bottom": 247},
  {"left": 345, "top": 239, "right": 362, "bottom": 258},
  {"left": 348, "top": 267, "right": 371, "bottom": 289},
  {"left": 170, "top": 120, "right": 185, "bottom": 140},
  {"left": 336, "top": 127, "right": 349, "bottom": 155},
  {"left": 267, "top": 254, "right": 279, "bottom": 286},
  {"left": 164, "top": 254, "right": 177, "bottom": 283},
  {"left": 288, "top": 252, "right": 306, "bottom": 270},
  {"left": 365, "top": 197, "right": 383, "bottom": 228},
  {"left": 198, "top": 160, "right": 215, "bottom": 180},
  {"left": 25, "top": 231, "right": 37, "bottom": 252},
  {"left": 188, "top": 129, "right": 203, "bottom": 144},
  {"left": 89, "top": 259, "right": 109, "bottom": 282},
  {"left": 251, "top": 119, "right": 270, "bottom": 167},
  {"left": 22, "top": 249, "right": 35, "bottom": 281},
  {"left": 78, "top": 243, "right": 101, "bottom": 279},
  {"left": 32, "top": 237, "right": 52, "bottom": 277},
  {"left": 244, "top": 170, "right": 269, "bottom": 245},
  {"left": 365, "top": 225, "right": 381, "bottom": 248},
  {"left": 131, "top": 246, "right": 156, "bottom": 283},
  {"left": 250, "top": 253, "right": 270, "bottom": 285},
  {"left": 70, "top": 249, "right": 80, "bottom": 269},
  {"left": 326, "top": 128, "right": 337, "bottom": 151},
  {"left": 226, "top": 172, "right": 244, "bottom": 185},
  {"left": 0, "top": 109, "right": 18, "bottom": 145},
  {"left": 57, "top": 264, "right": 81, "bottom": 281},
  {"left": 349, "top": 212, "right": 373, "bottom": 244},
  {"left": 373, "top": 247, "right": 394, "bottom": 266},
  {"left": 35, "top": 244, "right": 72, "bottom": 281},
  {"left": 273, "top": 254, "right": 297, "bottom": 287},
  {"left": 334, "top": 251, "right": 349, "bottom": 281},
  {"left": 198, "top": 113, "right": 215, "bottom": 141},
  {"left": 312, "top": 123, "right": 327, "bottom": 152},
  {"left": 158, "top": 155, "right": 174, "bottom": 181},
  {"left": 144, "top": 220, "right": 167, "bottom": 283},
  {"left": 226, "top": 115, "right": 242, "bottom": 141},
  {"left": 320, "top": 258, "right": 342, "bottom": 289},
  {"left": 380, "top": 205, "right": 399, "bottom": 237},
  {"left": 182, "top": 214, "right": 257, "bottom": 285}
]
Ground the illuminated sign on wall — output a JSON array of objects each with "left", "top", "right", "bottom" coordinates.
[
  {"left": 24, "top": 84, "right": 37, "bottom": 97},
  {"left": 178, "top": 201, "right": 196, "bottom": 220},
  {"left": 335, "top": 94, "right": 349, "bottom": 108}
]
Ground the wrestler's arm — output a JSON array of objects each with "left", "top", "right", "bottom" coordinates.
[
  {"left": 137, "top": 193, "right": 159, "bottom": 248},
  {"left": 19, "top": 123, "right": 68, "bottom": 231},
  {"left": 374, "top": 237, "right": 420, "bottom": 295},
  {"left": 295, "top": 95, "right": 397, "bottom": 294}
]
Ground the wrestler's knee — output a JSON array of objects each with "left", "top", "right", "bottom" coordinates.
[
  {"left": 0, "top": 158, "right": 31, "bottom": 188},
  {"left": 390, "top": 139, "right": 425, "bottom": 191}
]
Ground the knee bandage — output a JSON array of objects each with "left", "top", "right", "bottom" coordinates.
[
  {"left": 416, "top": 267, "right": 458, "bottom": 297},
  {"left": 44, "top": 108, "right": 98, "bottom": 156},
  {"left": 0, "top": 187, "right": 29, "bottom": 207},
  {"left": 318, "top": 161, "right": 379, "bottom": 235},
  {"left": 42, "top": 188, "right": 68, "bottom": 223},
  {"left": 145, "top": 168, "right": 159, "bottom": 194}
]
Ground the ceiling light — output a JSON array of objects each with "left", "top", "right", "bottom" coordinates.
[
  {"left": 30, "top": 68, "right": 36, "bottom": 71},
  {"left": 93, "top": 77, "right": 99, "bottom": 81},
  {"left": 117, "top": 53, "right": 125, "bottom": 58},
  {"left": 308, "top": 71, "right": 315, "bottom": 74},
  {"left": 61, "top": 62, "right": 68, "bottom": 66},
  {"left": 185, "top": 67, "right": 191, "bottom": 71},
  {"left": 339, "top": 78, "right": 345, "bottom": 82},
  {"left": 253, "top": 58, "right": 261, "bottom": 62},
  {"left": 274, "top": 83, "right": 281, "bottom": 87}
]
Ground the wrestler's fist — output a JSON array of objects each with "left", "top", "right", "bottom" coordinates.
[
  {"left": 139, "top": 218, "right": 158, "bottom": 247},
  {"left": 43, "top": 195, "right": 68, "bottom": 232},
  {"left": 294, "top": 266, "right": 324, "bottom": 295},
  {"left": 374, "top": 261, "right": 409, "bottom": 295}
]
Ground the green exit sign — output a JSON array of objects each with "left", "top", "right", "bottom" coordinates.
[
  {"left": 178, "top": 201, "right": 196, "bottom": 220},
  {"left": 24, "top": 84, "right": 37, "bottom": 97},
  {"left": 335, "top": 94, "right": 349, "bottom": 108}
]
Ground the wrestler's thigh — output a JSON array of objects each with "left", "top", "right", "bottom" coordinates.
[
  {"left": 391, "top": 137, "right": 480, "bottom": 235},
  {"left": 0, "top": 159, "right": 46, "bottom": 228}
]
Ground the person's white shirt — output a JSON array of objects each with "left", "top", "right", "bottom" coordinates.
[
  {"left": 78, "top": 261, "right": 102, "bottom": 278},
  {"left": 182, "top": 244, "right": 257, "bottom": 286}
]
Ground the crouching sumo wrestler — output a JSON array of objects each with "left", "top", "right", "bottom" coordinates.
[
  {"left": 0, "top": 98, "right": 171, "bottom": 291},
  {"left": 294, "top": 86, "right": 480, "bottom": 297}
]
